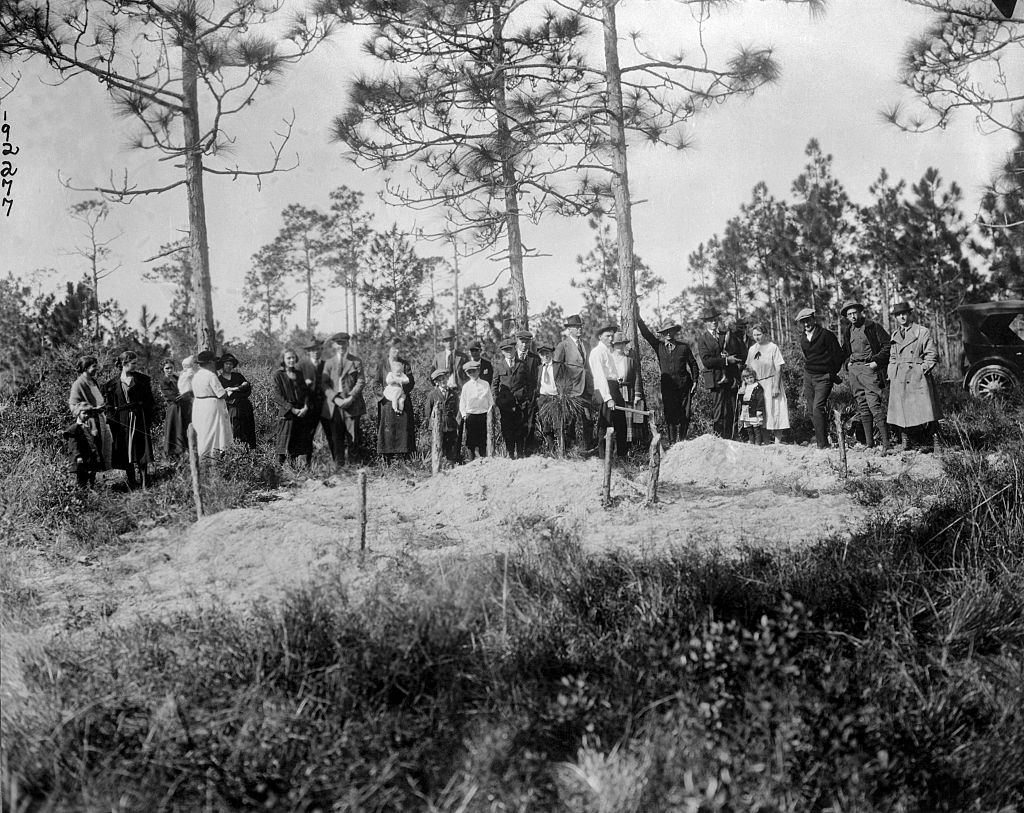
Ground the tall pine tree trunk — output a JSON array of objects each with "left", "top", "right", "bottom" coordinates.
[
  {"left": 602, "top": 0, "right": 642, "bottom": 400},
  {"left": 182, "top": 34, "right": 217, "bottom": 353},
  {"left": 491, "top": 2, "right": 528, "bottom": 330}
]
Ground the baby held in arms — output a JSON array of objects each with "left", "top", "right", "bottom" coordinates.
[{"left": 383, "top": 359, "right": 409, "bottom": 414}]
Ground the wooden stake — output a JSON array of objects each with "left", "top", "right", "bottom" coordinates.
[
  {"left": 602, "top": 426, "right": 614, "bottom": 507},
  {"left": 431, "top": 403, "right": 441, "bottom": 475},
  {"left": 646, "top": 417, "right": 662, "bottom": 506},
  {"left": 187, "top": 423, "right": 204, "bottom": 519},
  {"left": 834, "top": 409, "right": 848, "bottom": 478},
  {"left": 557, "top": 408, "right": 565, "bottom": 459},
  {"left": 357, "top": 469, "right": 368, "bottom": 550},
  {"left": 486, "top": 407, "right": 495, "bottom": 458}
]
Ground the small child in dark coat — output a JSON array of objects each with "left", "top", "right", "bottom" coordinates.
[
  {"left": 63, "top": 413, "right": 103, "bottom": 487},
  {"left": 738, "top": 367, "right": 766, "bottom": 445},
  {"left": 424, "top": 369, "right": 462, "bottom": 464}
]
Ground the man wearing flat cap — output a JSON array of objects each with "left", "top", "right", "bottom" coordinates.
[
  {"left": 322, "top": 331, "right": 366, "bottom": 467},
  {"left": 467, "top": 341, "right": 494, "bottom": 385},
  {"left": 840, "top": 301, "right": 892, "bottom": 453},
  {"left": 492, "top": 335, "right": 538, "bottom": 458},
  {"left": 553, "top": 314, "right": 595, "bottom": 451},
  {"left": 796, "top": 308, "right": 845, "bottom": 449},
  {"left": 430, "top": 327, "right": 469, "bottom": 392},
  {"left": 589, "top": 323, "right": 629, "bottom": 459},
  {"left": 638, "top": 313, "right": 699, "bottom": 444},
  {"left": 695, "top": 308, "right": 743, "bottom": 438},
  {"left": 886, "top": 301, "right": 941, "bottom": 451}
]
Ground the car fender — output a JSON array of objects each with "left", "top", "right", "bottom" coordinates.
[{"left": 962, "top": 357, "right": 1022, "bottom": 390}]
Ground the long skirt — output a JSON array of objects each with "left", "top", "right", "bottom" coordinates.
[
  {"left": 192, "top": 397, "right": 232, "bottom": 457},
  {"left": 377, "top": 399, "right": 415, "bottom": 454},
  {"left": 275, "top": 414, "right": 311, "bottom": 457},
  {"left": 164, "top": 399, "right": 191, "bottom": 457},
  {"left": 228, "top": 400, "right": 257, "bottom": 447}
]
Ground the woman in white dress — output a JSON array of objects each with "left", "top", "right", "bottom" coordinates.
[
  {"left": 745, "top": 325, "right": 790, "bottom": 442},
  {"left": 190, "top": 350, "right": 233, "bottom": 458}
]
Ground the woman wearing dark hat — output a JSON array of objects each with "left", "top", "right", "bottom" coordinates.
[
  {"left": 887, "top": 302, "right": 942, "bottom": 450},
  {"left": 271, "top": 348, "right": 313, "bottom": 466},
  {"left": 375, "top": 339, "right": 416, "bottom": 460},
  {"left": 101, "top": 350, "right": 156, "bottom": 488},
  {"left": 218, "top": 352, "right": 257, "bottom": 448},
  {"left": 190, "top": 350, "right": 233, "bottom": 458}
]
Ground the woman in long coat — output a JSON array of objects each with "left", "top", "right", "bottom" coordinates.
[
  {"left": 190, "top": 350, "right": 233, "bottom": 458},
  {"left": 101, "top": 350, "right": 156, "bottom": 488},
  {"left": 746, "top": 325, "right": 790, "bottom": 442},
  {"left": 271, "top": 348, "right": 312, "bottom": 466},
  {"left": 887, "top": 301, "right": 942, "bottom": 449},
  {"left": 376, "top": 340, "right": 416, "bottom": 459},
  {"left": 68, "top": 354, "right": 112, "bottom": 477},
  {"left": 218, "top": 352, "right": 257, "bottom": 448},
  {"left": 161, "top": 357, "right": 194, "bottom": 458}
]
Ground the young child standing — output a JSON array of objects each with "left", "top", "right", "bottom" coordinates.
[
  {"left": 425, "top": 368, "right": 462, "bottom": 464},
  {"left": 383, "top": 358, "right": 410, "bottom": 414},
  {"left": 738, "top": 367, "right": 766, "bottom": 445},
  {"left": 458, "top": 360, "right": 494, "bottom": 461}
]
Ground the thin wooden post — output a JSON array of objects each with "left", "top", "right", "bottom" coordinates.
[
  {"left": 187, "top": 424, "right": 204, "bottom": 519},
  {"left": 557, "top": 407, "right": 565, "bottom": 459},
  {"left": 646, "top": 417, "right": 662, "bottom": 506},
  {"left": 357, "top": 469, "right": 368, "bottom": 550},
  {"left": 431, "top": 404, "right": 441, "bottom": 475},
  {"left": 834, "top": 409, "right": 848, "bottom": 478},
  {"left": 486, "top": 407, "right": 495, "bottom": 458},
  {"left": 602, "top": 426, "right": 614, "bottom": 507}
]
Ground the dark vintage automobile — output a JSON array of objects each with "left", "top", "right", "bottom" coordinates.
[{"left": 959, "top": 300, "right": 1024, "bottom": 397}]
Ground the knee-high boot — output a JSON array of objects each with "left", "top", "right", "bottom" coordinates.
[
  {"left": 879, "top": 422, "right": 890, "bottom": 454},
  {"left": 862, "top": 416, "right": 875, "bottom": 448}
]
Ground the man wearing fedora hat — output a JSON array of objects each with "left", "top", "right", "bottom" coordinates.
[
  {"left": 553, "top": 313, "right": 595, "bottom": 451},
  {"left": 695, "top": 308, "right": 743, "bottom": 438},
  {"left": 322, "top": 331, "right": 366, "bottom": 467},
  {"left": 430, "top": 327, "right": 469, "bottom": 392},
  {"left": 886, "top": 301, "right": 941, "bottom": 451},
  {"left": 840, "top": 301, "right": 892, "bottom": 452},
  {"left": 638, "top": 314, "right": 699, "bottom": 444},
  {"left": 797, "top": 307, "right": 845, "bottom": 449}
]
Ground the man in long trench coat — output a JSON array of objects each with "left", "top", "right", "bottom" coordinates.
[{"left": 887, "top": 301, "right": 942, "bottom": 451}]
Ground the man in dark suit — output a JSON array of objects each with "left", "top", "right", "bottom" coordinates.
[
  {"left": 638, "top": 315, "right": 699, "bottom": 444},
  {"left": 492, "top": 335, "right": 539, "bottom": 458},
  {"left": 553, "top": 313, "right": 594, "bottom": 451},
  {"left": 322, "top": 331, "right": 366, "bottom": 467},
  {"left": 429, "top": 327, "right": 469, "bottom": 391},
  {"left": 695, "top": 308, "right": 743, "bottom": 437},
  {"left": 298, "top": 338, "right": 332, "bottom": 457}
]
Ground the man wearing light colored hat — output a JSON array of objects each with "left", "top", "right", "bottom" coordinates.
[
  {"left": 840, "top": 301, "right": 892, "bottom": 453},
  {"left": 553, "top": 313, "right": 595, "bottom": 451},
  {"left": 638, "top": 313, "right": 699, "bottom": 444},
  {"left": 797, "top": 307, "right": 845, "bottom": 449}
]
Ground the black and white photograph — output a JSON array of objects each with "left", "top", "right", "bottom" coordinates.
[{"left": 2, "top": 0, "right": 1023, "bottom": 808}]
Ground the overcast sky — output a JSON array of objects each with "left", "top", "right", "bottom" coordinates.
[{"left": 1, "top": 0, "right": 1016, "bottom": 343}]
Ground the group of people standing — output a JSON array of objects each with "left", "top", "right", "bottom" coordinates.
[
  {"left": 65, "top": 349, "right": 258, "bottom": 488},
  {"left": 62, "top": 296, "right": 943, "bottom": 488}
]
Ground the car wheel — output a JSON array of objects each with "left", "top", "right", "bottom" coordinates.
[{"left": 968, "top": 364, "right": 1017, "bottom": 397}]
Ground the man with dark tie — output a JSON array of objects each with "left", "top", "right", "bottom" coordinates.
[
  {"left": 429, "top": 327, "right": 469, "bottom": 392},
  {"left": 695, "top": 308, "right": 743, "bottom": 438},
  {"left": 553, "top": 313, "right": 595, "bottom": 452},
  {"left": 467, "top": 341, "right": 494, "bottom": 385}
]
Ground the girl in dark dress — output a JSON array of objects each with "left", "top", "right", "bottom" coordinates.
[
  {"left": 161, "top": 357, "right": 193, "bottom": 459},
  {"left": 375, "top": 340, "right": 416, "bottom": 460},
  {"left": 271, "top": 348, "right": 312, "bottom": 466},
  {"left": 218, "top": 353, "right": 257, "bottom": 448},
  {"left": 101, "top": 350, "right": 156, "bottom": 488}
]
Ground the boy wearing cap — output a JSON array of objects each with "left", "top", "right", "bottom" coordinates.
[
  {"left": 459, "top": 360, "right": 494, "bottom": 461},
  {"left": 797, "top": 308, "right": 845, "bottom": 449},
  {"left": 589, "top": 324, "right": 629, "bottom": 459},
  {"left": 322, "top": 331, "right": 367, "bottom": 467},
  {"left": 425, "top": 368, "right": 461, "bottom": 464},
  {"left": 840, "top": 302, "right": 892, "bottom": 452},
  {"left": 638, "top": 314, "right": 699, "bottom": 444}
]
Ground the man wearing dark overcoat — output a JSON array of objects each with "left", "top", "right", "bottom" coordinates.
[
  {"left": 840, "top": 301, "right": 892, "bottom": 453},
  {"left": 553, "top": 313, "right": 595, "bottom": 451},
  {"left": 322, "top": 331, "right": 366, "bottom": 467},
  {"left": 492, "top": 336, "right": 538, "bottom": 458},
  {"left": 514, "top": 329, "right": 541, "bottom": 455},
  {"left": 694, "top": 308, "right": 743, "bottom": 438},
  {"left": 797, "top": 307, "right": 845, "bottom": 449},
  {"left": 638, "top": 315, "right": 699, "bottom": 444}
]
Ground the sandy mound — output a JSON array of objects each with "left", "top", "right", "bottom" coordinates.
[{"left": 98, "top": 437, "right": 944, "bottom": 625}]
